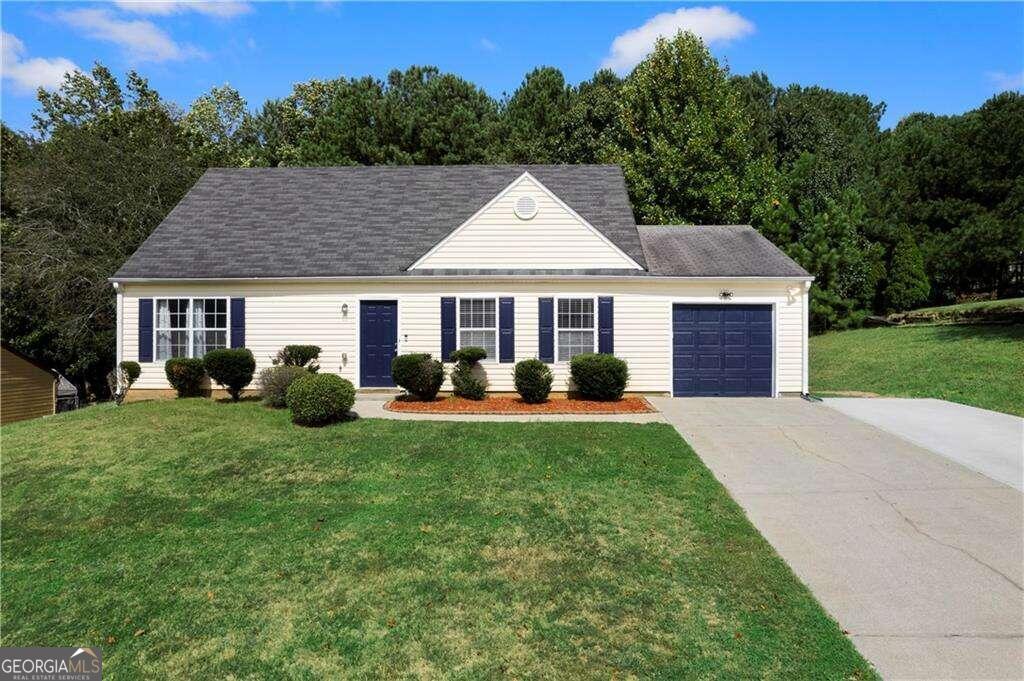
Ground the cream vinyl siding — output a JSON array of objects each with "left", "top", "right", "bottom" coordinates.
[
  {"left": 411, "top": 174, "right": 641, "bottom": 270},
  {"left": 120, "top": 279, "right": 809, "bottom": 395}
]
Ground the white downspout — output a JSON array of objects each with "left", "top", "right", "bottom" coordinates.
[
  {"left": 802, "top": 280, "right": 811, "bottom": 395},
  {"left": 114, "top": 282, "right": 123, "bottom": 368}
]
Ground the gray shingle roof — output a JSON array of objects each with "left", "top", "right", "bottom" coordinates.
[
  {"left": 636, "top": 225, "right": 810, "bottom": 277},
  {"left": 113, "top": 165, "right": 646, "bottom": 279}
]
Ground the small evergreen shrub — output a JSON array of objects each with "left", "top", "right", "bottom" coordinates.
[
  {"left": 392, "top": 353, "right": 444, "bottom": 400},
  {"left": 275, "top": 344, "right": 321, "bottom": 371},
  {"left": 164, "top": 358, "right": 206, "bottom": 398},
  {"left": 119, "top": 361, "right": 141, "bottom": 384},
  {"left": 257, "top": 364, "right": 308, "bottom": 408},
  {"left": 204, "top": 348, "right": 256, "bottom": 401},
  {"left": 449, "top": 346, "right": 487, "bottom": 400},
  {"left": 569, "top": 353, "right": 629, "bottom": 401},
  {"left": 286, "top": 373, "right": 355, "bottom": 426},
  {"left": 107, "top": 361, "right": 142, "bottom": 405},
  {"left": 513, "top": 359, "right": 553, "bottom": 403}
]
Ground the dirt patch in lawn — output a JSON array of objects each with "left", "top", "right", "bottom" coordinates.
[{"left": 386, "top": 395, "right": 657, "bottom": 414}]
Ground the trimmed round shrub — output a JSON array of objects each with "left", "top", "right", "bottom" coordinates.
[
  {"left": 286, "top": 373, "right": 355, "bottom": 426},
  {"left": 164, "top": 358, "right": 206, "bottom": 398},
  {"left": 513, "top": 359, "right": 553, "bottom": 403},
  {"left": 449, "top": 346, "right": 488, "bottom": 364},
  {"left": 119, "top": 361, "right": 141, "bottom": 385},
  {"left": 569, "top": 353, "right": 629, "bottom": 401},
  {"left": 449, "top": 346, "right": 487, "bottom": 400},
  {"left": 204, "top": 348, "right": 256, "bottom": 401},
  {"left": 257, "top": 364, "right": 308, "bottom": 408},
  {"left": 392, "top": 353, "right": 444, "bottom": 400},
  {"left": 276, "top": 344, "right": 321, "bottom": 371}
]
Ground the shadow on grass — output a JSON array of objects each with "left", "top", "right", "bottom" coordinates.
[
  {"left": 926, "top": 322, "right": 1024, "bottom": 342},
  {"left": 214, "top": 395, "right": 264, "bottom": 405}
]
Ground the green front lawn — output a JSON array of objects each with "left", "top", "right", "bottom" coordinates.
[
  {"left": 1, "top": 400, "right": 874, "bottom": 679},
  {"left": 811, "top": 323, "right": 1024, "bottom": 416}
]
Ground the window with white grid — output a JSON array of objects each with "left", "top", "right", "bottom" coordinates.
[
  {"left": 556, "top": 297, "right": 595, "bottom": 361},
  {"left": 458, "top": 298, "right": 497, "bottom": 361},
  {"left": 155, "top": 298, "right": 227, "bottom": 360}
]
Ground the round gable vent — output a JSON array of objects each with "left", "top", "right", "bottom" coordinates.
[{"left": 514, "top": 195, "right": 538, "bottom": 220}]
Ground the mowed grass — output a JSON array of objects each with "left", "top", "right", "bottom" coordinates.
[
  {"left": 1, "top": 400, "right": 875, "bottom": 679},
  {"left": 811, "top": 323, "right": 1024, "bottom": 416}
]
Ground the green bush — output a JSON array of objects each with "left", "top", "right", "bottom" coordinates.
[
  {"left": 392, "top": 353, "right": 444, "bottom": 400},
  {"left": 449, "top": 346, "right": 487, "bottom": 400},
  {"left": 569, "top": 353, "right": 629, "bottom": 401},
  {"left": 513, "top": 359, "right": 553, "bottom": 403},
  {"left": 164, "top": 358, "right": 206, "bottom": 398},
  {"left": 449, "top": 347, "right": 488, "bottom": 364},
  {"left": 275, "top": 344, "right": 321, "bottom": 371},
  {"left": 204, "top": 348, "right": 256, "bottom": 401},
  {"left": 286, "top": 373, "right": 355, "bottom": 426},
  {"left": 108, "top": 361, "right": 142, "bottom": 405},
  {"left": 257, "top": 364, "right": 309, "bottom": 408},
  {"left": 119, "top": 361, "right": 141, "bottom": 384}
]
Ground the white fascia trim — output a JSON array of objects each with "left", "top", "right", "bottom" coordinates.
[
  {"left": 406, "top": 171, "right": 644, "bottom": 271},
  {"left": 110, "top": 275, "right": 815, "bottom": 284}
]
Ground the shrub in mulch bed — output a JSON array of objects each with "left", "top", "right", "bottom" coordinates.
[{"left": 386, "top": 395, "right": 655, "bottom": 414}]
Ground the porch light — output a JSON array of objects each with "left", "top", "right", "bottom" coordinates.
[
  {"left": 719, "top": 290, "right": 734, "bottom": 300},
  {"left": 341, "top": 303, "right": 349, "bottom": 317}
]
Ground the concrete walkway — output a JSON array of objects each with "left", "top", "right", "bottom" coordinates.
[
  {"left": 825, "top": 398, "right": 1024, "bottom": 491},
  {"left": 649, "top": 396, "right": 1024, "bottom": 680},
  {"left": 351, "top": 394, "right": 667, "bottom": 423}
]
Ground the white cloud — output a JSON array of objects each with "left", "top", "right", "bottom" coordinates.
[
  {"left": 986, "top": 70, "right": 1024, "bottom": 92},
  {"left": 112, "top": 1, "right": 251, "bottom": 19},
  {"left": 1, "top": 31, "right": 80, "bottom": 95},
  {"left": 57, "top": 8, "right": 204, "bottom": 63},
  {"left": 479, "top": 37, "right": 498, "bottom": 52},
  {"left": 602, "top": 6, "right": 754, "bottom": 73}
]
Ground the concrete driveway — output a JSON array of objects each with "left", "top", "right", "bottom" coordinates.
[
  {"left": 649, "top": 396, "right": 1024, "bottom": 680},
  {"left": 825, "top": 398, "right": 1023, "bottom": 491}
]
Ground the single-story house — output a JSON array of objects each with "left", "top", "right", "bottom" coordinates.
[{"left": 110, "top": 165, "right": 812, "bottom": 399}]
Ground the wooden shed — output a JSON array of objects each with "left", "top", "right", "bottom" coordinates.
[{"left": 1, "top": 344, "right": 57, "bottom": 425}]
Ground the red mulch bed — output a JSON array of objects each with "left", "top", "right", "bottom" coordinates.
[{"left": 385, "top": 395, "right": 656, "bottom": 414}]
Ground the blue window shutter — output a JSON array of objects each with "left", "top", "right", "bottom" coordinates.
[
  {"left": 538, "top": 298, "right": 554, "bottom": 363},
  {"left": 138, "top": 299, "right": 153, "bottom": 362},
  {"left": 499, "top": 297, "right": 514, "bottom": 363},
  {"left": 598, "top": 296, "right": 614, "bottom": 354},
  {"left": 441, "top": 297, "right": 456, "bottom": 361},
  {"left": 230, "top": 298, "right": 245, "bottom": 348}
]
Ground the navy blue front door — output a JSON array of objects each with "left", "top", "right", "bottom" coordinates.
[
  {"left": 672, "top": 304, "right": 772, "bottom": 397},
  {"left": 360, "top": 301, "right": 397, "bottom": 387}
]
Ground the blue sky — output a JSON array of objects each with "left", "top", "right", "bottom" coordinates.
[{"left": 2, "top": 2, "right": 1022, "bottom": 133}]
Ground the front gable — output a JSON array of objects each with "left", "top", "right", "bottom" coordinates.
[{"left": 409, "top": 172, "right": 643, "bottom": 270}]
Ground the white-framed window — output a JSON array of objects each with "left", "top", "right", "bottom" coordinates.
[
  {"left": 556, "top": 297, "right": 595, "bottom": 361},
  {"left": 155, "top": 298, "right": 228, "bottom": 361},
  {"left": 458, "top": 297, "right": 497, "bottom": 361}
]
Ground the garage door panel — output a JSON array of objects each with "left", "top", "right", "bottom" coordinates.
[
  {"left": 749, "top": 353, "right": 772, "bottom": 370},
  {"left": 723, "top": 331, "right": 747, "bottom": 346},
  {"left": 723, "top": 353, "right": 748, "bottom": 369},
  {"left": 673, "top": 332, "right": 696, "bottom": 349},
  {"left": 697, "top": 354, "right": 721, "bottom": 369},
  {"left": 723, "top": 308, "right": 747, "bottom": 323},
  {"left": 672, "top": 304, "right": 773, "bottom": 397},
  {"left": 675, "top": 353, "right": 695, "bottom": 370},
  {"left": 697, "top": 331, "right": 721, "bottom": 347}
]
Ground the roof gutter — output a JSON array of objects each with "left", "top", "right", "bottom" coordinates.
[{"left": 109, "top": 274, "right": 814, "bottom": 284}]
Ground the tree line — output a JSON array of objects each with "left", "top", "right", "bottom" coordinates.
[{"left": 2, "top": 32, "right": 1021, "bottom": 397}]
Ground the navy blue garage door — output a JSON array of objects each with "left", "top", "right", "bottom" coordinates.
[{"left": 672, "top": 304, "right": 772, "bottom": 397}]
